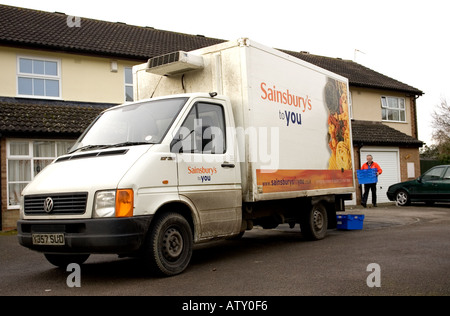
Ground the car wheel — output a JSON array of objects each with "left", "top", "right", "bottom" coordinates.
[
  {"left": 395, "top": 190, "right": 410, "bottom": 206},
  {"left": 143, "top": 212, "right": 193, "bottom": 276},
  {"left": 300, "top": 202, "right": 328, "bottom": 240}
]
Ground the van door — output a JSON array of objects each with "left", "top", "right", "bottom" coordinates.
[{"left": 171, "top": 99, "right": 242, "bottom": 239}]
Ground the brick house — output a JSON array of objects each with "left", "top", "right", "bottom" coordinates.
[{"left": 0, "top": 5, "right": 423, "bottom": 230}]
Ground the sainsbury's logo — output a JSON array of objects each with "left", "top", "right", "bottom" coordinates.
[
  {"left": 187, "top": 166, "right": 217, "bottom": 175},
  {"left": 188, "top": 166, "right": 218, "bottom": 183},
  {"left": 260, "top": 82, "right": 312, "bottom": 112}
]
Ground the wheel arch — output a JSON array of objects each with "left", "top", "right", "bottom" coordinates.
[
  {"left": 151, "top": 199, "right": 200, "bottom": 242},
  {"left": 395, "top": 186, "right": 411, "bottom": 195}
]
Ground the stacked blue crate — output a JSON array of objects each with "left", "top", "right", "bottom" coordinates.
[{"left": 356, "top": 168, "right": 377, "bottom": 184}]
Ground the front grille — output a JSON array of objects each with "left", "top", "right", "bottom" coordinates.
[{"left": 24, "top": 193, "right": 88, "bottom": 215}]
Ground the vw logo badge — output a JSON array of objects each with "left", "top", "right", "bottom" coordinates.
[{"left": 43, "top": 197, "right": 54, "bottom": 213}]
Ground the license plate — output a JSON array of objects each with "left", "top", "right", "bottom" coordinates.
[{"left": 32, "top": 233, "right": 65, "bottom": 245}]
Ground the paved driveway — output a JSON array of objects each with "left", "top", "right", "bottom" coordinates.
[{"left": 1, "top": 203, "right": 449, "bottom": 297}]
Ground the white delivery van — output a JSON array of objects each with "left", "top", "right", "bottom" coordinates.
[{"left": 18, "top": 38, "right": 355, "bottom": 276}]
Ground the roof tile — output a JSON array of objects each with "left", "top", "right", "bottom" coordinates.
[
  {"left": 0, "top": 5, "right": 224, "bottom": 59},
  {"left": 351, "top": 120, "right": 423, "bottom": 147},
  {"left": 0, "top": 97, "right": 110, "bottom": 136}
]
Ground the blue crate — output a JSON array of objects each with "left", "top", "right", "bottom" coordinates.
[
  {"left": 357, "top": 169, "right": 377, "bottom": 184},
  {"left": 336, "top": 214, "right": 365, "bottom": 230}
]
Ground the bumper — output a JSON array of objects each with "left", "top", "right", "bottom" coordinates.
[
  {"left": 386, "top": 191, "right": 395, "bottom": 201},
  {"left": 17, "top": 216, "right": 153, "bottom": 254}
]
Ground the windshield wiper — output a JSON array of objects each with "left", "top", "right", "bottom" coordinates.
[
  {"left": 68, "top": 142, "right": 152, "bottom": 154},
  {"left": 107, "top": 141, "right": 153, "bottom": 148},
  {"left": 68, "top": 144, "right": 110, "bottom": 154}
]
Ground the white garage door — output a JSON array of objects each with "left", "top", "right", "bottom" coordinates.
[{"left": 360, "top": 148, "right": 400, "bottom": 204}]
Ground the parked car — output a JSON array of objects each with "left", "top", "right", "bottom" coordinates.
[{"left": 387, "top": 165, "right": 450, "bottom": 206}]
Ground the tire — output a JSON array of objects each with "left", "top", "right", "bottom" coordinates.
[
  {"left": 44, "top": 254, "right": 90, "bottom": 268},
  {"left": 143, "top": 212, "right": 193, "bottom": 276},
  {"left": 395, "top": 190, "right": 410, "bottom": 206},
  {"left": 300, "top": 202, "right": 328, "bottom": 240}
]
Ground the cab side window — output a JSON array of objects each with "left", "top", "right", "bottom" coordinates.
[{"left": 172, "top": 102, "right": 226, "bottom": 154}]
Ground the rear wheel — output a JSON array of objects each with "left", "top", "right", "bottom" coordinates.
[
  {"left": 395, "top": 190, "right": 410, "bottom": 206},
  {"left": 300, "top": 202, "right": 328, "bottom": 240},
  {"left": 143, "top": 212, "right": 193, "bottom": 276}
]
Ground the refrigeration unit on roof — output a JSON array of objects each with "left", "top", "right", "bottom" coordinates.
[{"left": 146, "top": 51, "right": 204, "bottom": 76}]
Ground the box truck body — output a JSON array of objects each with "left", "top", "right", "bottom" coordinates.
[
  {"left": 135, "top": 38, "right": 354, "bottom": 203},
  {"left": 18, "top": 38, "right": 355, "bottom": 276}
]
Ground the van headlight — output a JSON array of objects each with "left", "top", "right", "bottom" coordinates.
[
  {"left": 94, "top": 189, "right": 134, "bottom": 218},
  {"left": 94, "top": 190, "right": 116, "bottom": 218}
]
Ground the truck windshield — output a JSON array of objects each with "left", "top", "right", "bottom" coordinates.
[{"left": 70, "top": 97, "right": 188, "bottom": 153}]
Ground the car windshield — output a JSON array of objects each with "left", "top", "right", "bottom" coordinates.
[{"left": 70, "top": 97, "right": 188, "bottom": 153}]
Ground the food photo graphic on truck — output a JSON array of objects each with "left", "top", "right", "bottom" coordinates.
[{"left": 17, "top": 38, "right": 355, "bottom": 276}]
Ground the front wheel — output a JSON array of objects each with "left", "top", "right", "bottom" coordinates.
[
  {"left": 143, "top": 212, "right": 193, "bottom": 276},
  {"left": 395, "top": 190, "right": 410, "bottom": 206},
  {"left": 300, "top": 203, "right": 328, "bottom": 240}
]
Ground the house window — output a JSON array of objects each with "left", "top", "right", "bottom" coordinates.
[
  {"left": 381, "top": 96, "right": 406, "bottom": 122},
  {"left": 349, "top": 91, "right": 353, "bottom": 119},
  {"left": 7, "top": 140, "right": 74, "bottom": 208},
  {"left": 17, "top": 56, "right": 61, "bottom": 98},
  {"left": 124, "top": 67, "right": 133, "bottom": 101}
]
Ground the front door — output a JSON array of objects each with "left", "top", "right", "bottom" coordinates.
[
  {"left": 415, "top": 165, "right": 446, "bottom": 200},
  {"left": 172, "top": 99, "right": 242, "bottom": 239}
]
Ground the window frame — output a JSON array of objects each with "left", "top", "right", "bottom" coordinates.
[
  {"left": 172, "top": 102, "right": 227, "bottom": 155},
  {"left": 6, "top": 139, "right": 75, "bottom": 209},
  {"left": 442, "top": 167, "right": 450, "bottom": 180},
  {"left": 421, "top": 166, "right": 445, "bottom": 182},
  {"left": 348, "top": 91, "right": 354, "bottom": 119},
  {"left": 16, "top": 55, "right": 62, "bottom": 100},
  {"left": 381, "top": 96, "right": 407, "bottom": 123}
]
